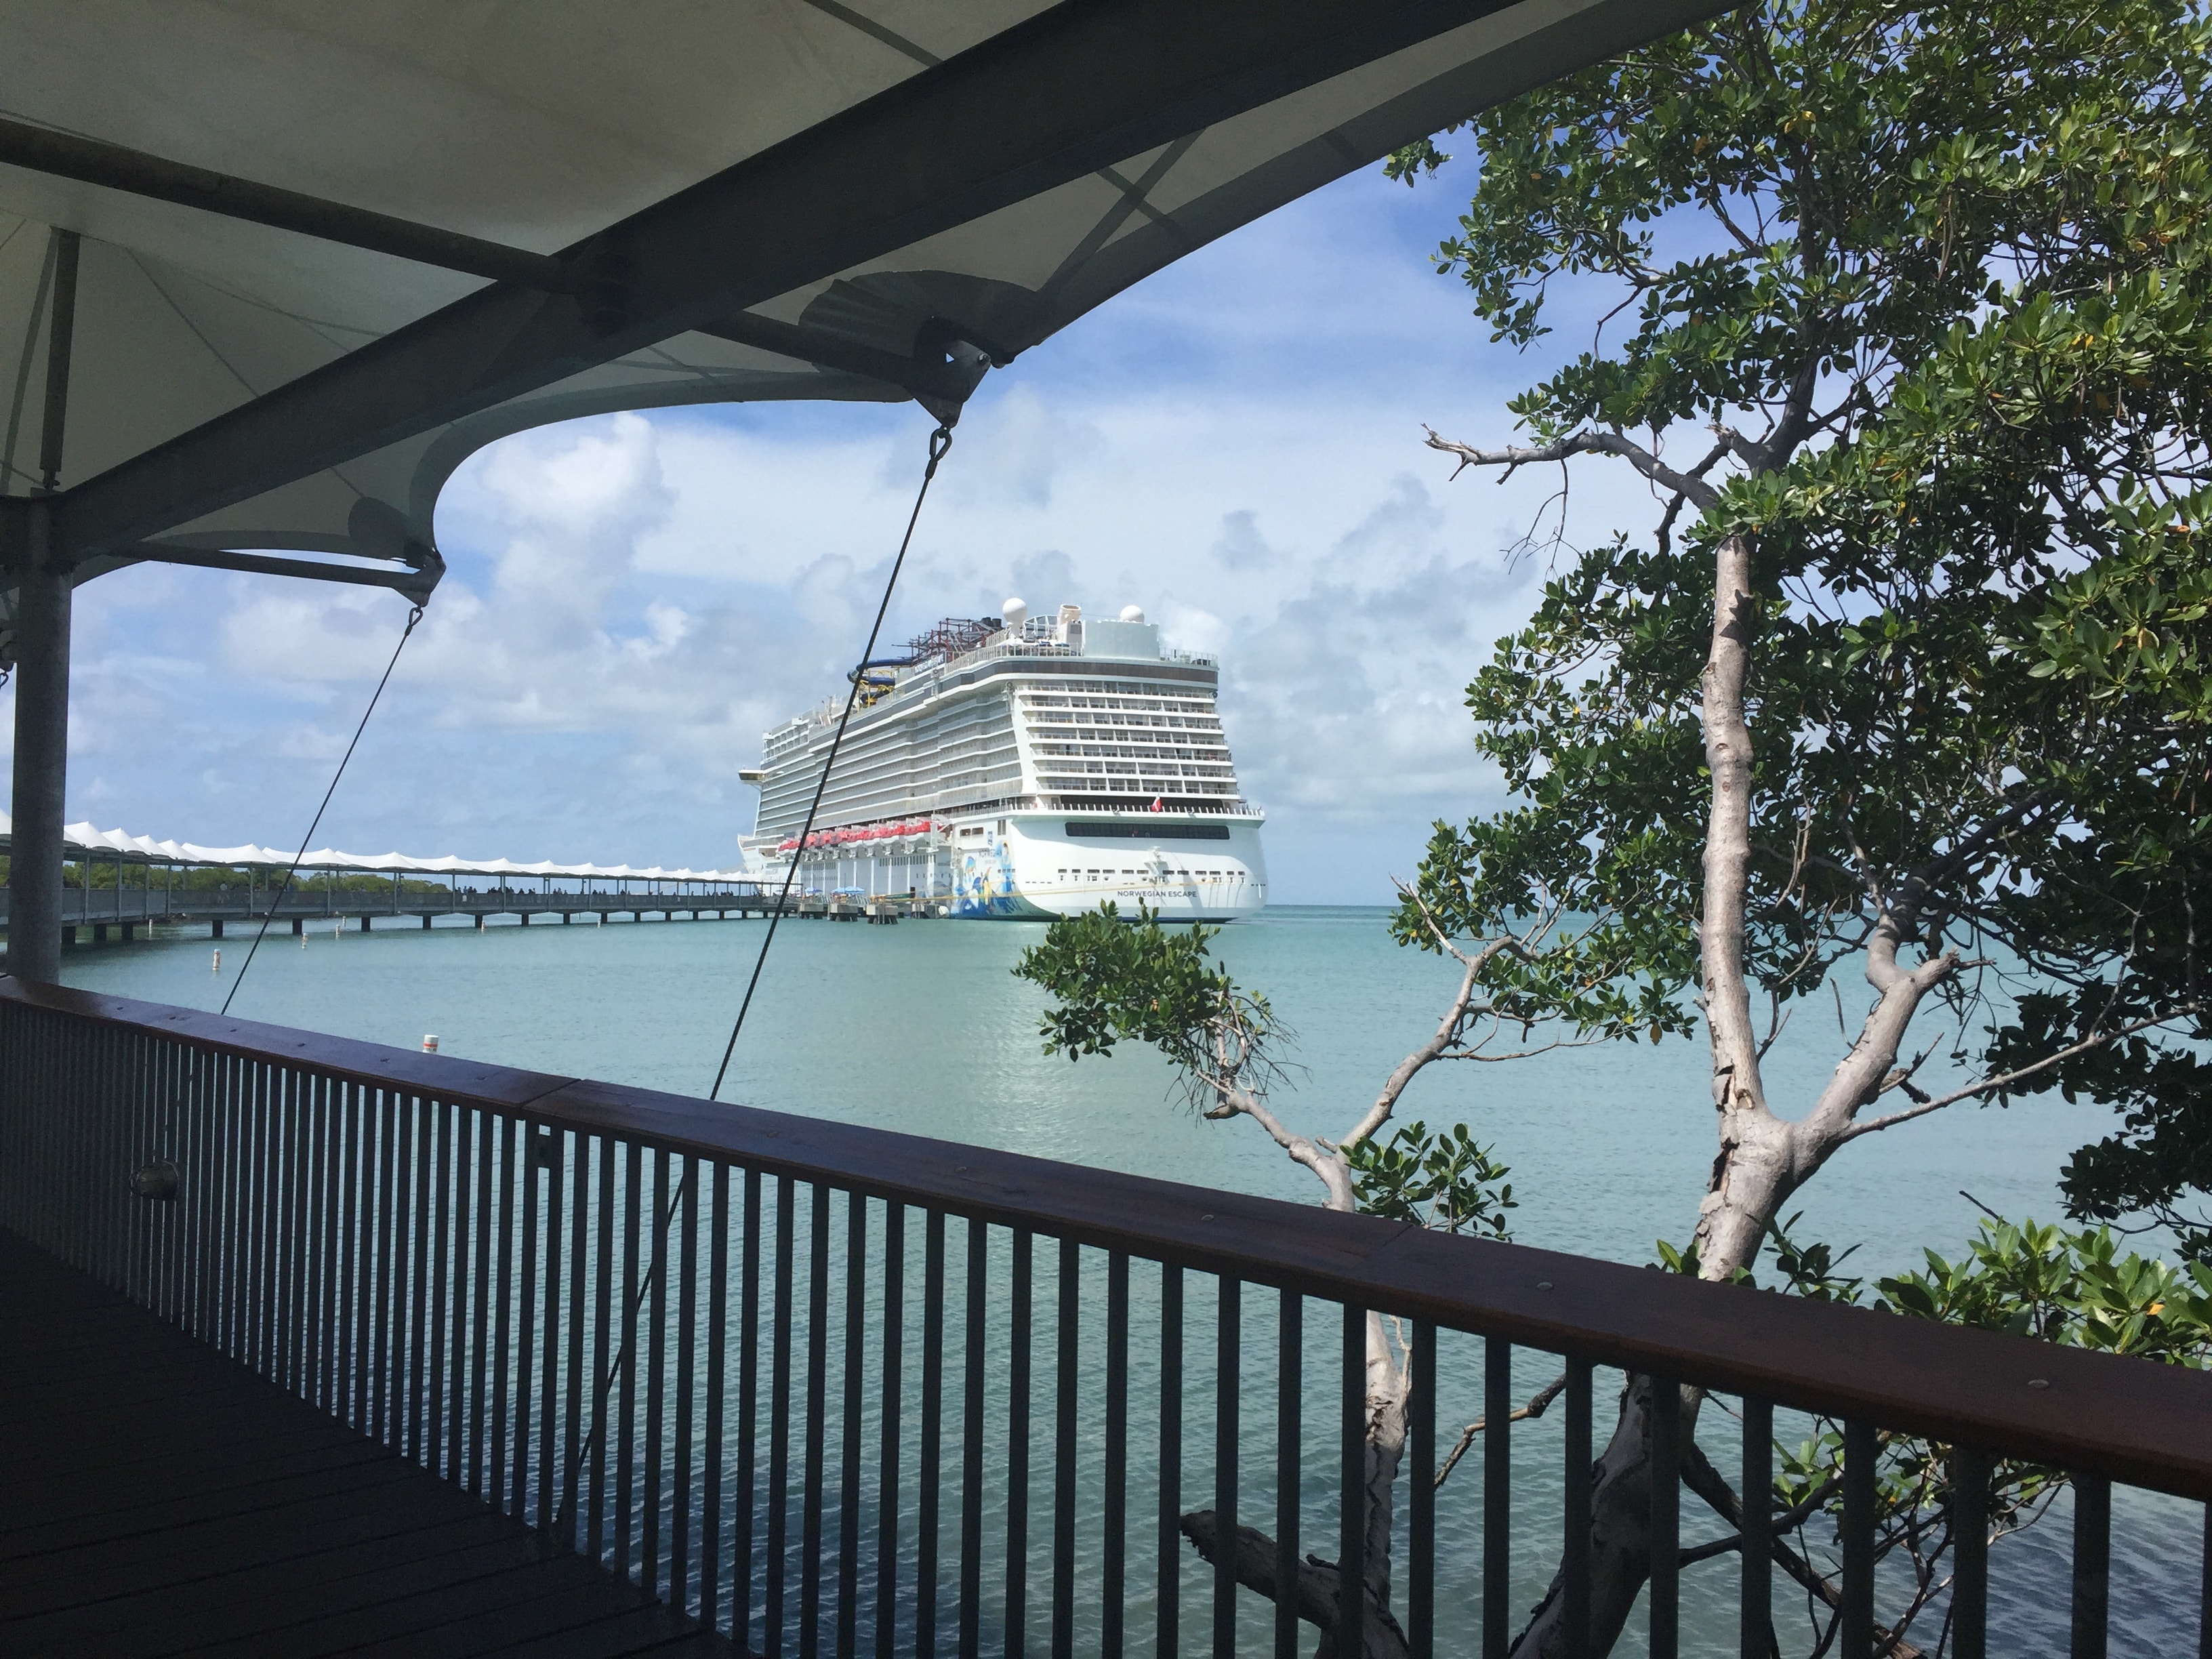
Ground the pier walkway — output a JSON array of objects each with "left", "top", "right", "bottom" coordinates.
[
  {"left": 0, "top": 887, "right": 942, "bottom": 945},
  {"left": 0, "top": 1228, "right": 731, "bottom": 1658}
]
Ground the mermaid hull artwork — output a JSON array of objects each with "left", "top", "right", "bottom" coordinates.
[
  {"left": 945, "top": 811, "right": 1265, "bottom": 921},
  {"left": 741, "top": 599, "right": 1267, "bottom": 921}
]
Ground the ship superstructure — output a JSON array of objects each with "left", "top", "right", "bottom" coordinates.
[{"left": 740, "top": 600, "right": 1266, "bottom": 919}]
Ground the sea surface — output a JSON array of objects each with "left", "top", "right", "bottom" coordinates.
[{"left": 58, "top": 905, "right": 2200, "bottom": 1655}]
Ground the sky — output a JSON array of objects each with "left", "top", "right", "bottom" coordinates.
[{"left": 14, "top": 153, "right": 1670, "bottom": 903}]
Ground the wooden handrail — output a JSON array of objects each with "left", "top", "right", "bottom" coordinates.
[{"left": 5, "top": 972, "right": 2209, "bottom": 1500}]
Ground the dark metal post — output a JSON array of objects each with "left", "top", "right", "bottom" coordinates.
[
  {"left": 8, "top": 230, "right": 79, "bottom": 984},
  {"left": 2072, "top": 1475, "right": 2111, "bottom": 1659},
  {"left": 1740, "top": 1397, "right": 1773, "bottom": 1659},
  {"left": 1648, "top": 1377, "right": 1679, "bottom": 1659}
]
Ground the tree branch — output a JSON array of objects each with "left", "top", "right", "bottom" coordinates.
[
  {"left": 1423, "top": 425, "right": 1723, "bottom": 510},
  {"left": 1435, "top": 1372, "right": 1568, "bottom": 1488},
  {"left": 1340, "top": 903, "right": 1528, "bottom": 1151},
  {"left": 1839, "top": 1006, "right": 2203, "bottom": 1142}
]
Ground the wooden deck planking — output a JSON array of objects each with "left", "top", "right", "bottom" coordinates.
[{"left": 0, "top": 1229, "right": 734, "bottom": 1658}]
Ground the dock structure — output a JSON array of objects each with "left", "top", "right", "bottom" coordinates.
[
  {"left": 0, "top": 813, "right": 945, "bottom": 945},
  {"left": 1, "top": 887, "right": 943, "bottom": 946}
]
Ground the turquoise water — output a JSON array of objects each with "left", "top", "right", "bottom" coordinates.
[
  {"left": 56, "top": 907, "right": 2198, "bottom": 1654},
  {"left": 63, "top": 904, "right": 2110, "bottom": 1282}
]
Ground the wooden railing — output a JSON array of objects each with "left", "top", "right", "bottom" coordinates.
[{"left": 0, "top": 976, "right": 2205, "bottom": 1658}]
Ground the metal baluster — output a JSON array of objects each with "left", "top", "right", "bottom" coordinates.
[
  {"left": 919, "top": 1209, "right": 947, "bottom": 1659},
  {"left": 617, "top": 1140, "right": 643, "bottom": 1576},
  {"left": 1410, "top": 1322, "right": 1435, "bottom": 1659},
  {"left": 388, "top": 1088, "right": 413, "bottom": 1444},
  {"left": 1951, "top": 1447, "right": 1989, "bottom": 1659},
  {"left": 645, "top": 1149, "right": 670, "bottom": 1592},
  {"left": 2198, "top": 1499, "right": 2209, "bottom": 1659},
  {"left": 675, "top": 1157, "right": 700, "bottom": 1610},
  {"left": 411, "top": 1097, "right": 433, "bottom": 1459},
  {"left": 448, "top": 1104, "right": 472, "bottom": 1481},
  {"left": 1160, "top": 1263, "right": 1184, "bottom": 1659},
  {"left": 961, "top": 1218, "right": 987, "bottom": 1659},
  {"left": 1564, "top": 1361, "right": 1593, "bottom": 1659},
  {"left": 539, "top": 1128, "right": 565, "bottom": 1534},
  {"left": 1841, "top": 1419, "right": 1875, "bottom": 1658},
  {"left": 426, "top": 1099, "right": 451, "bottom": 1473},
  {"left": 493, "top": 1114, "right": 518, "bottom": 1504},
  {"left": 739, "top": 1168, "right": 765, "bottom": 1648},
  {"left": 1052, "top": 1238, "right": 1079, "bottom": 1659},
  {"left": 1341, "top": 1304, "right": 1366, "bottom": 1659},
  {"left": 876, "top": 1202, "right": 905, "bottom": 1659},
  {"left": 1008, "top": 1230, "right": 1033, "bottom": 1659},
  {"left": 250, "top": 1060, "right": 270, "bottom": 1374},
  {"left": 317, "top": 1075, "right": 340, "bottom": 1410},
  {"left": 592, "top": 1132, "right": 615, "bottom": 1555},
  {"left": 803, "top": 1181, "right": 831, "bottom": 1659},
  {"left": 770, "top": 1175, "right": 798, "bottom": 1657},
  {"left": 1214, "top": 1275, "right": 1239, "bottom": 1659},
  {"left": 1740, "top": 1398, "right": 1772, "bottom": 1659},
  {"left": 515, "top": 1120, "right": 543, "bottom": 1518},
  {"left": 1486, "top": 1335, "right": 1511, "bottom": 1659},
  {"left": 1649, "top": 1377, "right": 1681, "bottom": 1659},
  {"left": 1273, "top": 1290, "right": 1303, "bottom": 1659},
  {"left": 285, "top": 1069, "right": 308, "bottom": 1394},
  {"left": 342, "top": 1083, "right": 364, "bottom": 1431},
  {"left": 1105, "top": 1251, "right": 1130, "bottom": 1659},
  {"left": 567, "top": 1128, "right": 591, "bottom": 1551},
  {"left": 470, "top": 1107, "right": 493, "bottom": 1490},
  {"left": 374, "top": 1090, "right": 398, "bottom": 1444},
  {"left": 839, "top": 1192, "right": 867, "bottom": 1657},
  {"left": 2072, "top": 1474, "right": 2110, "bottom": 1659},
  {"left": 704, "top": 1162, "right": 730, "bottom": 1628}
]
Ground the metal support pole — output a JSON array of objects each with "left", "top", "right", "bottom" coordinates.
[
  {"left": 7, "top": 229, "right": 79, "bottom": 985},
  {"left": 7, "top": 508, "right": 71, "bottom": 983}
]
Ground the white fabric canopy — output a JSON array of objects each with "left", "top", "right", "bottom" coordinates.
[
  {"left": 0, "top": 811, "right": 750, "bottom": 882},
  {"left": 0, "top": 0, "right": 1719, "bottom": 635}
]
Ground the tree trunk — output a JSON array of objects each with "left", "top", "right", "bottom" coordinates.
[
  {"left": 1511, "top": 529, "right": 1805, "bottom": 1656},
  {"left": 1181, "top": 1309, "right": 1408, "bottom": 1657}
]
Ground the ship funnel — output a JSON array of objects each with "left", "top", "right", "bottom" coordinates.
[
  {"left": 1002, "top": 597, "right": 1029, "bottom": 634},
  {"left": 1120, "top": 605, "right": 1145, "bottom": 623}
]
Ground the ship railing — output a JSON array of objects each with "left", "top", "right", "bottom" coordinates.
[{"left": 4, "top": 975, "right": 2201, "bottom": 1659}]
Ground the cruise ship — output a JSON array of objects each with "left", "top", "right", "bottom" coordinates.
[{"left": 739, "top": 600, "right": 1266, "bottom": 920}]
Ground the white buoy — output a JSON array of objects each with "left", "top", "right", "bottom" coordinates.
[
  {"left": 422, "top": 1034, "right": 440, "bottom": 1053},
  {"left": 211, "top": 948, "right": 221, "bottom": 972}
]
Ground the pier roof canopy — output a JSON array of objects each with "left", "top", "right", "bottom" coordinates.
[{"left": 0, "top": 0, "right": 1719, "bottom": 638}]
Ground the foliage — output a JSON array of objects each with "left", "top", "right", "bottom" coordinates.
[
  {"left": 1387, "top": 0, "right": 2212, "bottom": 1246},
  {"left": 1345, "top": 1119, "right": 1517, "bottom": 1237},
  {"left": 1015, "top": 903, "right": 1294, "bottom": 1113},
  {"left": 1017, "top": 907, "right": 1520, "bottom": 1234},
  {"left": 1662, "top": 1216, "right": 2212, "bottom": 1651}
]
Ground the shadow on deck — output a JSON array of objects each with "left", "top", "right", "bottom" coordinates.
[{"left": 0, "top": 1229, "right": 734, "bottom": 1658}]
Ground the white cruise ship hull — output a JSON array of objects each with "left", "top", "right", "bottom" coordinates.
[{"left": 945, "top": 811, "right": 1265, "bottom": 920}]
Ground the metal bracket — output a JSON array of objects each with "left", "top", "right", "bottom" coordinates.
[{"left": 115, "top": 543, "right": 445, "bottom": 605}]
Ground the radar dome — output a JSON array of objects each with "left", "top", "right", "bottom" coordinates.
[
  {"left": 1119, "top": 605, "right": 1145, "bottom": 623},
  {"left": 1002, "top": 598, "right": 1029, "bottom": 633}
]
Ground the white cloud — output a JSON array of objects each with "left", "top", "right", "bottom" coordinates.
[{"left": 12, "top": 159, "right": 1671, "bottom": 894}]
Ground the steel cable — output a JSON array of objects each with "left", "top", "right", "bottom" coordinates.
[
  {"left": 560, "top": 418, "right": 954, "bottom": 1539},
  {"left": 219, "top": 601, "right": 425, "bottom": 1017}
]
